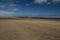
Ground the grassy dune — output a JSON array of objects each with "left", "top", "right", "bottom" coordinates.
[{"left": 0, "top": 19, "right": 60, "bottom": 40}]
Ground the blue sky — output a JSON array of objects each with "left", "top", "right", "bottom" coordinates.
[{"left": 0, "top": 0, "right": 60, "bottom": 17}]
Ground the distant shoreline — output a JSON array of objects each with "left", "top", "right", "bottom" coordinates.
[{"left": 0, "top": 17, "right": 60, "bottom": 21}]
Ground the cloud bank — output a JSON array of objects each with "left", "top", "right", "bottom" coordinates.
[
  {"left": 0, "top": 10, "right": 14, "bottom": 14},
  {"left": 52, "top": 0, "right": 60, "bottom": 2},
  {"left": 34, "top": 0, "right": 47, "bottom": 4},
  {"left": 34, "top": 0, "right": 60, "bottom": 4}
]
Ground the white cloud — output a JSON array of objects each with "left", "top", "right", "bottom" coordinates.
[
  {"left": 47, "top": 2, "right": 51, "bottom": 5},
  {"left": 0, "top": 5, "right": 6, "bottom": 8},
  {"left": 9, "top": 4, "right": 17, "bottom": 7},
  {"left": 0, "top": 10, "right": 14, "bottom": 14},
  {"left": 34, "top": 0, "right": 47, "bottom": 4},
  {"left": 52, "top": 0, "right": 60, "bottom": 2},
  {"left": 26, "top": 4, "right": 30, "bottom": 6},
  {"left": 12, "top": 8, "right": 19, "bottom": 11},
  {"left": 0, "top": 4, "right": 19, "bottom": 12},
  {"left": 34, "top": 0, "right": 60, "bottom": 4},
  {"left": 8, "top": 4, "right": 19, "bottom": 11}
]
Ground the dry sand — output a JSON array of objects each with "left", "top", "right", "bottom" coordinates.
[{"left": 0, "top": 19, "right": 60, "bottom": 40}]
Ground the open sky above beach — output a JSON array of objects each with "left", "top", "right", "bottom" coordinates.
[{"left": 0, "top": 0, "right": 60, "bottom": 17}]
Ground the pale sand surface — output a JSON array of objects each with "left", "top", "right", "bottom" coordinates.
[{"left": 0, "top": 19, "right": 60, "bottom": 40}]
